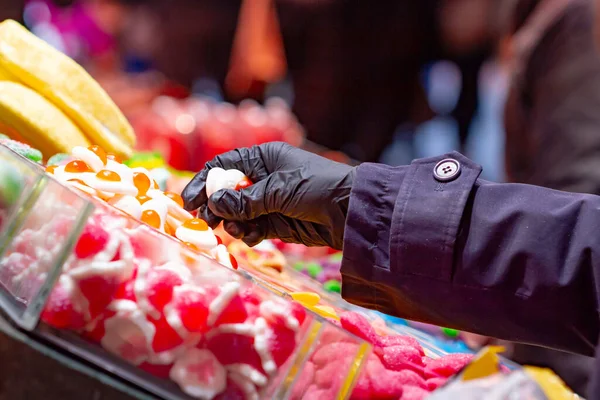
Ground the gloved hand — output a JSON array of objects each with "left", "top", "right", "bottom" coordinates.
[{"left": 182, "top": 142, "right": 355, "bottom": 249}]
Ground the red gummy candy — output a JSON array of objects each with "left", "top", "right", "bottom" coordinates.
[
  {"left": 340, "top": 311, "right": 378, "bottom": 345},
  {"left": 77, "top": 275, "right": 121, "bottom": 319},
  {"left": 145, "top": 268, "right": 185, "bottom": 312},
  {"left": 41, "top": 276, "right": 87, "bottom": 330},
  {"left": 150, "top": 315, "right": 185, "bottom": 353},
  {"left": 426, "top": 377, "right": 447, "bottom": 391},
  {"left": 169, "top": 287, "right": 209, "bottom": 333},
  {"left": 378, "top": 345, "right": 424, "bottom": 374},
  {"left": 266, "top": 324, "right": 297, "bottom": 367},
  {"left": 424, "top": 353, "right": 473, "bottom": 379},
  {"left": 290, "top": 301, "right": 307, "bottom": 327},
  {"left": 205, "top": 331, "right": 264, "bottom": 372},
  {"left": 213, "top": 378, "right": 246, "bottom": 400},
  {"left": 74, "top": 224, "right": 109, "bottom": 259},
  {"left": 139, "top": 361, "right": 173, "bottom": 379},
  {"left": 207, "top": 284, "right": 248, "bottom": 326},
  {"left": 400, "top": 385, "right": 429, "bottom": 400},
  {"left": 169, "top": 349, "right": 227, "bottom": 399}
]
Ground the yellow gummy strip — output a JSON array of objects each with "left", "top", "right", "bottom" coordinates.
[
  {"left": 337, "top": 342, "right": 371, "bottom": 400},
  {"left": 461, "top": 346, "right": 504, "bottom": 381},
  {"left": 290, "top": 291, "right": 321, "bottom": 306},
  {"left": 306, "top": 305, "right": 339, "bottom": 320},
  {"left": 524, "top": 367, "right": 579, "bottom": 399}
]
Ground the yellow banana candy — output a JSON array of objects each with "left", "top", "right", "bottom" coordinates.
[
  {"left": 0, "top": 81, "right": 90, "bottom": 157},
  {"left": 0, "top": 20, "right": 135, "bottom": 158}
]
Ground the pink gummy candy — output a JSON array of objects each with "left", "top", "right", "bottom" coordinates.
[
  {"left": 290, "top": 360, "right": 315, "bottom": 399},
  {"left": 390, "top": 369, "right": 427, "bottom": 389},
  {"left": 424, "top": 353, "right": 474, "bottom": 379},
  {"left": 426, "top": 377, "right": 447, "bottom": 391},
  {"left": 378, "top": 345, "right": 425, "bottom": 374},
  {"left": 340, "top": 311, "right": 379, "bottom": 344},
  {"left": 266, "top": 323, "right": 297, "bottom": 367},
  {"left": 377, "top": 334, "right": 425, "bottom": 355},
  {"left": 74, "top": 224, "right": 109, "bottom": 259},
  {"left": 312, "top": 342, "right": 359, "bottom": 368},
  {"left": 350, "top": 354, "right": 405, "bottom": 399},
  {"left": 401, "top": 385, "right": 430, "bottom": 400},
  {"left": 144, "top": 268, "right": 186, "bottom": 313}
]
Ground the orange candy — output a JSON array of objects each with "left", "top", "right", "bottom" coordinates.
[
  {"left": 64, "top": 160, "right": 93, "bottom": 173},
  {"left": 45, "top": 165, "right": 56, "bottom": 174},
  {"left": 88, "top": 145, "right": 107, "bottom": 165},
  {"left": 183, "top": 242, "right": 200, "bottom": 252},
  {"left": 107, "top": 153, "right": 122, "bottom": 163},
  {"left": 133, "top": 172, "right": 151, "bottom": 195},
  {"left": 136, "top": 195, "right": 151, "bottom": 204},
  {"left": 96, "top": 170, "right": 121, "bottom": 181},
  {"left": 153, "top": 180, "right": 159, "bottom": 189},
  {"left": 165, "top": 192, "right": 184, "bottom": 207},
  {"left": 141, "top": 209, "right": 161, "bottom": 229},
  {"left": 182, "top": 218, "right": 209, "bottom": 231}
]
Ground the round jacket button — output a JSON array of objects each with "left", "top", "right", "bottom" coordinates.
[{"left": 433, "top": 159, "right": 461, "bottom": 182}]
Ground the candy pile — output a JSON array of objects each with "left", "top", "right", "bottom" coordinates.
[
  {"left": 44, "top": 145, "right": 241, "bottom": 270},
  {"left": 2, "top": 203, "right": 317, "bottom": 399},
  {"left": 0, "top": 134, "right": 43, "bottom": 163},
  {"left": 294, "top": 311, "right": 475, "bottom": 400},
  {"left": 291, "top": 253, "right": 343, "bottom": 293}
]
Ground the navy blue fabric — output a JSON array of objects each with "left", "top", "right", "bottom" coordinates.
[{"left": 341, "top": 152, "right": 600, "bottom": 386}]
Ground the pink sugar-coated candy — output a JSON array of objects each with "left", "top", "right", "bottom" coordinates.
[
  {"left": 290, "top": 361, "right": 315, "bottom": 400},
  {"left": 377, "top": 335, "right": 425, "bottom": 356},
  {"left": 391, "top": 370, "right": 427, "bottom": 390},
  {"left": 378, "top": 345, "right": 425, "bottom": 374},
  {"left": 426, "top": 377, "right": 447, "bottom": 391},
  {"left": 401, "top": 385, "right": 430, "bottom": 400},
  {"left": 340, "top": 311, "right": 379, "bottom": 345},
  {"left": 312, "top": 342, "right": 359, "bottom": 368},
  {"left": 41, "top": 275, "right": 88, "bottom": 330},
  {"left": 424, "top": 353, "right": 474, "bottom": 379},
  {"left": 303, "top": 385, "right": 339, "bottom": 400},
  {"left": 349, "top": 354, "right": 405, "bottom": 399}
]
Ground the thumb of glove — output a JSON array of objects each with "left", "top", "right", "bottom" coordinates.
[{"left": 207, "top": 179, "right": 269, "bottom": 221}]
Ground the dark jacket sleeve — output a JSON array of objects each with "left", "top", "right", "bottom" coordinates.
[{"left": 341, "top": 151, "right": 600, "bottom": 357}]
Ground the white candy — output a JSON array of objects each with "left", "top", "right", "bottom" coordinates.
[
  {"left": 109, "top": 195, "right": 142, "bottom": 219},
  {"left": 175, "top": 225, "right": 218, "bottom": 252},
  {"left": 169, "top": 349, "right": 227, "bottom": 399},
  {"left": 206, "top": 167, "right": 248, "bottom": 198},
  {"left": 71, "top": 146, "right": 105, "bottom": 171}
]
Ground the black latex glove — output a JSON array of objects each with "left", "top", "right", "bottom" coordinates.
[{"left": 181, "top": 142, "right": 355, "bottom": 249}]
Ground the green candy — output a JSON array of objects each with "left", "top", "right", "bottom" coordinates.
[
  {"left": 47, "top": 153, "right": 73, "bottom": 166},
  {"left": 305, "top": 262, "right": 323, "bottom": 278},
  {"left": 125, "top": 152, "right": 166, "bottom": 169},
  {"left": 328, "top": 252, "right": 343, "bottom": 263},
  {"left": 0, "top": 163, "right": 23, "bottom": 208},
  {"left": 323, "top": 280, "right": 341, "bottom": 293},
  {"left": 292, "top": 261, "right": 305, "bottom": 272},
  {"left": 441, "top": 327, "right": 459, "bottom": 338},
  {"left": 1, "top": 140, "right": 43, "bottom": 163}
]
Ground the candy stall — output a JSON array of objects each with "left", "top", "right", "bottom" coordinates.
[{"left": 0, "top": 19, "right": 578, "bottom": 400}]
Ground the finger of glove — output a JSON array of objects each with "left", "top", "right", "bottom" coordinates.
[
  {"left": 200, "top": 204, "right": 223, "bottom": 229},
  {"left": 208, "top": 180, "right": 269, "bottom": 221},
  {"left": 182, "top": 167, "right": 210, "bottom": 211},
  {"left": 223, "top": 220, "right": 246, "bottom": 240}
]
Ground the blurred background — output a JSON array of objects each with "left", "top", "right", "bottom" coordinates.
[{"left": 4, "top": 0, "right": 600, "bottom": 395}]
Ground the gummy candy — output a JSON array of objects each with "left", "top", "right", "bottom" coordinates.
[
  {"left": 340, "top": 311, "right": 379, "bottom": 345},
  {"left": 424, "top": 353, "right": 473, "bottom": 379},
  {"left": 41, "top": 275, "right": 88, "bottom": 330},
  {"left": 426, "top": 377, "right": 447, "bottom": 391},
  {"left": 400, "top": 385, "right": 429, "bottom": 400},
  {"left": 74, "top": 224, "right": 109, "bottom": 259},
  {"left": 169, "top": 349, "right": 227, "bottom": 399},
  {"left": 378, "top": 345, "right": 424, "bottom": 374},
  {"left": 165, "top": 286, "right": 210, "bottom": 333}
]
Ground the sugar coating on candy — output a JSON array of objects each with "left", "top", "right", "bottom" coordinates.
[
  {"left": 339, "top": 311, "right": 379, "bottom": 345},
  {"left": 400, "top": 385, "right": 429, "bottom": 400},
  {"left": 391, "top": 369, "right": 427, "bottom": 389},
  {"left": 169, "top": 348, "right": 227, "bottom": 399},
  {"left": 0, "top": 138, "right": 43, "bottom": 162},
  {"left": 424, "top": 353, "right": 473, "bottom": 379},
  {"left": 312, "top": 342, "right": 359, "bottom": 368},
  {"left": 377, "top": 334, "right": 425, "bottom": 355},
  {"left": 101, "top": 300, "right": 156, "bottom": 365},
  {"left": 378, "top": 345, "right": 424, "bottom": 373}
]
